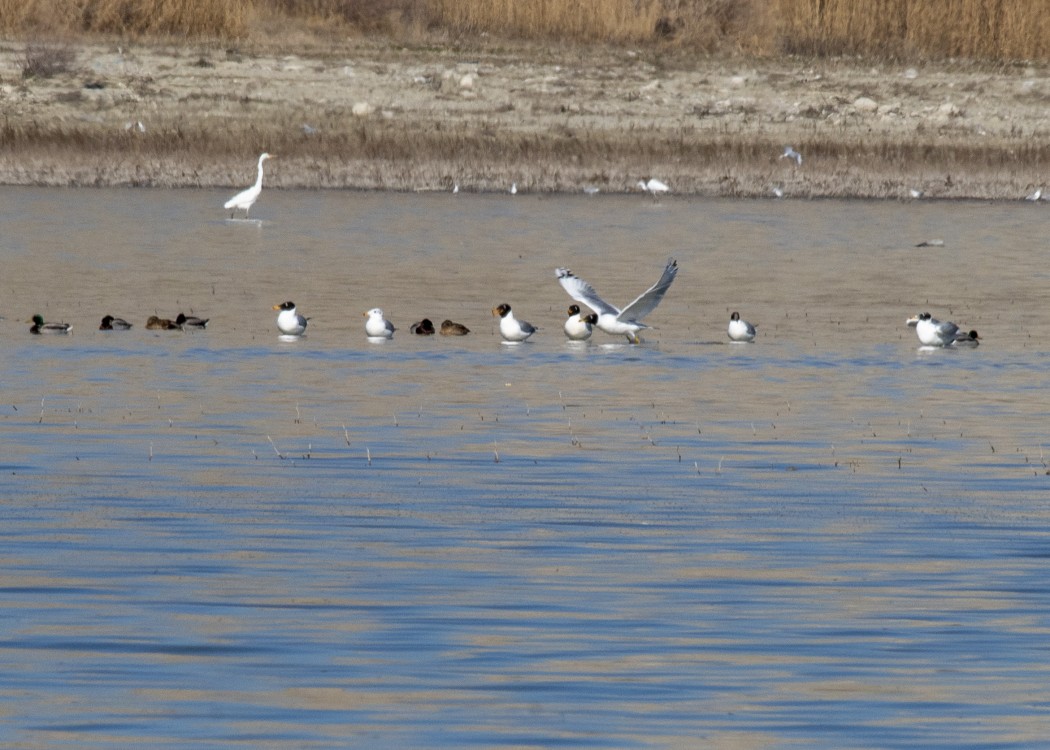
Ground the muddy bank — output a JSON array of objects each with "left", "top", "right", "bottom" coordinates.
[{"left": 1, "top": 39, "right": 1048, "bottom": 198}]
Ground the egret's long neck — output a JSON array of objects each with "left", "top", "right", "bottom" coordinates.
[{"left": 255, "top": 157, "right": 266, "bottom": 188}]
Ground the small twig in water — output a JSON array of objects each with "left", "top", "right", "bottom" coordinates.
[
  {"left": 366, "top": 447, "right": 372, "bottom": 466},
  {"left": 493, "top": 442, "right": 500, "bottom": 463},
  {"left": 343, "top": 424, "right": 351, "bottom": 447},
  {"left": 267, "top": 435, "right": 284, "bottom": 459}
]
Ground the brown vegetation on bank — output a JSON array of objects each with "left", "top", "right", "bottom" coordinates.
[
  {"left": 1, "top": 0, "right": 1048, "bottom": 61},
  {"left": 1, "top": 2, "right": 1048, "bottom": 196}
]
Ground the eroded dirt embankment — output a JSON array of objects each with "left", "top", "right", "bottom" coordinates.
[{"left": 1, "top": 39, "right": 1048, "bottom": 198}]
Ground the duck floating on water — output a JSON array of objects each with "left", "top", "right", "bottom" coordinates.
[{"left": 29, "top": 314, "right": 71, "bottom": 334}]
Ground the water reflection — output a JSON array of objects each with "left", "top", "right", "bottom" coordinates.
[{"left": 0, "top": 188, "right": 1049, "bottom": 747}]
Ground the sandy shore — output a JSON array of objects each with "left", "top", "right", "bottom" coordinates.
[{"left": 0, "top": 38, "right": 1048, "bottom": 198}]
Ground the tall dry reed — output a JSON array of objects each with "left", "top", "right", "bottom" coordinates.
[
  {"left": 0, "top": 0, "right": 1046, "bottom": 60},
  {"left": 775, "top": 0, "right": 1049, "bottom": 59},
  {"left": 0, "top": 0, "right": 249, "bottom": 37}
]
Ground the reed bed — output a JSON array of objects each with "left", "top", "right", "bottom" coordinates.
[
  {"left": 775, "top": 0, "right": 1050, "bottom": 60},
  {"left": 0, "top": 0, "right": 1047, "bottom": 60}
]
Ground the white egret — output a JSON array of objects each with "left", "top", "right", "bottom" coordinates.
[
  {"left": 224, "top": 152, "right": 272, "bottom": 218},
  {"left": 637, "top": 178, "right": 670, "bottom": 196}
]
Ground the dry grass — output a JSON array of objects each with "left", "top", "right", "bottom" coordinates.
[
  {"left": 775, "top": 0, "right": 1050, "bottom": 60},
  {"left": 0, "top": 0, "right": 1046, "bottom": 60},
  {"left": 0, "top": 0, "right": 249, "bottom": 37}
]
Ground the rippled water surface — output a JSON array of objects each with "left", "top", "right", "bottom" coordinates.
[{"left": 2, "top": 187, "right": 1049, "bottom": 748}]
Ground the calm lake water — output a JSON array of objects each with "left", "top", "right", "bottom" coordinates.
[{"left": 1, "top": 186, "right": 1049, "bottom": 748}]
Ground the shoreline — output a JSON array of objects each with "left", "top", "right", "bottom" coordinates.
[{"left": 1, "top": 39, "right": 1048, "bottom": 199}]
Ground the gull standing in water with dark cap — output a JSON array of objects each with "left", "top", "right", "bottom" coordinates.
[
  {"left": 727, "top": 311, "right": 756, "bottom": 342},
  {"left": 556, "top": 258, "right": 678, "bottom": 344},
  {"left": 273, "top": 301, "right": 308, "bottom": 336},
  {"left": 563, "top": 304, "right": 597, "bottom": 341},
  {"left": 906, "top": 312, "right": 960, "bottom": 347},
  {"left": 492, "top": 303, "right": 536, "bottom": 343}
]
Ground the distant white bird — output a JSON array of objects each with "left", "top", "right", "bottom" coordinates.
[
  {"left": 780, "top": 146, "right": 802, "bottom": 166},
  {"left": 727, "top": 311, "right": 756, "bottom": 342},
  {"left": 909, "top": 188, "right": 924, "bottom": 199},
  {"left": 771, "top": 186, "right": 784, "bottom": 198},
  {"left": 1026, "top": 188, "right": 1043, "bottom": 201},
  {"left": 906, "top": 311, "right": 959, "bottom": 347},
  {"left": 273, "top": 300, "right": 308, "bottom": 336},
  {"left": 452, "top": 183, "right": 460, "bottom": 194},
  {"left": 364, "top": 308, "right": 395, "bottom": 339},
  {"left": 563, "top": 304, "right": 598, "bottom": 341},
  {"left": 637, "top": 178, "right": 670, "bottom": 196},
  {"left": 556, "top": 258, "right": 678, "bottom": 344},
  {"left": 492, "top": 303, "right": 535, "bottom": 342},
  {"left": 583, "top": 186, "right": 600, "bottom": 195},
  {"left": 224, "top": 152, "right": 272, "bottom": 218},
  {"left": 509, "top": 182, "right": 518, "bottom": 195},
  {"left": 952, "top": 329, "right": 980, "bottom": 347}
]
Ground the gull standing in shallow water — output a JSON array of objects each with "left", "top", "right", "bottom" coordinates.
[
  {"left": 563, "top": 304, "right": 598, "bottom": 341},
  {"left": 492, "top": 303, "right": 536, "bottom": 342},
  {"left": 556, "top": 258, "right": 678, "bottom": 344},
  {"left": 273, "top": 301, "right": 308, "bottom": 336},
  {"left": 906, "top": 311, "right": 960, "bottom": 347},
  {"left": 364, "top": 308, "right": 395, "bottom": 339},
  {"left": 224, "top": 152, "right": 272, "bottom": 218},
  {"left": 727, "top": 311, "right": 757, "bottom": 342}
]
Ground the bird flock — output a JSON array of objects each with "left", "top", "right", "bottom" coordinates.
[{"left": 22, "top": 151, "right": 987, "bottom": 348}]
